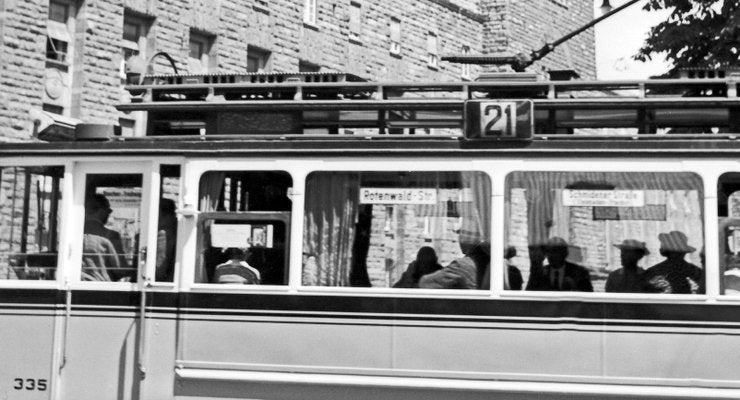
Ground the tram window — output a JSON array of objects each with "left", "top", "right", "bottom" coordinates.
[
  {"left": 81, "top": 174, "right": 143, "bottom": 282},
  {"left": 196, "top": 171, "right": 292, "bottom": 285},
  {"left": 505, "top": 171, "right": 704, "bottom": 294},
  {"left": 717, "top": 173, "right": 740, "bottom": 295},
  {"left": 302, "top": 171, "right": 491, "bottom": 289},
  {"left": 0, "top": 166, "right": 63, "bottom": 280},
  {"left": 155, "top": 165, "right": 180, "bottom": 282}
]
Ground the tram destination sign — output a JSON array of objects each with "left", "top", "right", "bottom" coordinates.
[
  {"left": 360, "top": 188, "right": 437, "bottom": 205},
  {"left": 464, "top": 100, "right": 533, "bottom": 140},
  {"left": 562, "top": 190, "right": 645, "bottom": 207}
]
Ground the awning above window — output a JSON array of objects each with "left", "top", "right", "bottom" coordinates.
[{"left": 46, "top": 21, "right": 71, "bottom": 42}]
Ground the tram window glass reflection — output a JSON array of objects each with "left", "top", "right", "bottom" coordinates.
[
  {"left": 0, "top": 166, "right": 63, "bottom": 280},
  {"left": 717, "top": 172, "right": 740, "bottom": 295},
  {"left": 302, "top": 171, "right": 491, "bottom": 289},
  {"left": 81, "top": 174, "right": 142, "bottom": 282},
  {"left": 505, "top": 171, "right": 704, "bottom": 294},
  {"left": 196, "top": 171, "right": 292, "bottom": 285},
  {"left": 155, "top": 165, "right": 180, "bottom": 282}
]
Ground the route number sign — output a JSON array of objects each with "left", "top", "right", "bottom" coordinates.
[
  {"left": 482, "top": 102, "right": 516, "bottom": 137},
  {"left": 464, "top": 100, "right": 533, "bottom": 140}
]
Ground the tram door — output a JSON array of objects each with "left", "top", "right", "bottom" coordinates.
[{"left": 57, "top": 162, "right": 156, "bottom": 400}]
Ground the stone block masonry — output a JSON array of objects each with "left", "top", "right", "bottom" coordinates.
[{"left": 0, "top": 0, "right": 595, "bottom": 140}]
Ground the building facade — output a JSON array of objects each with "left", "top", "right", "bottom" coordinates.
[{"left": 0, "top": 0, "right": 595, "bottom": 141}]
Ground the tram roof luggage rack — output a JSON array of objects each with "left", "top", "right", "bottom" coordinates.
[{"left": 118, "top": 74, "right": 740, "bottom": 138}]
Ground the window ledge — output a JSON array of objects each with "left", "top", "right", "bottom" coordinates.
[
  {"left": 303, "top": 21, "right": 319, "bottom": 31},
  {"left": 390, "top": 51, "right": 402, "bottom": 59},
  {"left": 349, "top": 37, "right": 362, "bottom": 46},
  {"left": 427, "top": 63, "right": 439, "bottom": 71},
  {"left": 45, "top": 59, "right": 69, "bottom": 71},
  {"left": 253, "top": 4, "right": 270, "bottom": 15}
]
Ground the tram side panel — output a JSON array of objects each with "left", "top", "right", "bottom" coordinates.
[
  {"left": 172, "top": 294, "right": 740, "bottom": 400},
  {"left": 0, "top": 311, "right": 56, "bottom": 400},
  {"left": 57, "top": 294, "right": 178, "bottom": 400}
]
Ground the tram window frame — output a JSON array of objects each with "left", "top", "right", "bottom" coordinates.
[
  {"left": 504, "top": 170, "right": 706, "bottom": 296},
  {"left": 152, "top": 164, "right": 181, "bottom": 284},
  {"left": 80, "top": 173, "right": 144, "bottom": 283},
  {"left": 300, "top": 170, "right": 492, "bottom": 291},
  {"left": 717, "top": 172, "right": 740, "bottom": 296},
  {"left": 0, "top": 164, "right": 65, "bottom": 284},
  {"left": 194, "top": 170, "right": 293, "bottom": 287}
]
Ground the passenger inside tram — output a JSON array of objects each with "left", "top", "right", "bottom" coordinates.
[
  {"left": 392, "top": 246, "right": 443, "bottom": 288},
  {"left": 504, "top": 246, "right": 523, "bottom": 290},
  {"left": 525, "top": 237, "right": 593, "bottom": 292},
  {"left": 645, "top": 230, "right": 704, "bottom": 294},
  {"left": 213, "top": 247, "right": 261, "bottom": 284},
  {"left": 155, "top": 198, "right": 177, "bottom": 282},
  {"left": 605, "top": 239, "right": 651, "bottom": 293},
  {"left": 82, "top": 193, "right": 131, "bottom": 281},
  {"left": 418, "top": 241, "right": 490, "bottom": 290}
]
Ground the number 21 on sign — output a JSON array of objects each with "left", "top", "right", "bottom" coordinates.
[{"left": 481, "top": 102, "right": 516, "bottom": 137}]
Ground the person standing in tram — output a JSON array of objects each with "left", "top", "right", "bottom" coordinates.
[
  {"left": 525, "top": 237, "right": 593, "bottom": 292},
  {"left": 82, "top": 193, "right": 131, "bottom": 281},
  {"left": 645, "top": 231, "right": 704, "bottom": 294},
  {"left": 605, "top": 239, "right": 651, "bottom": 293},
  {"left": 504, "top": 246, "right": 523, "bottom": 290},
  {"left": 155, "top": 198, "right": 177, "bottom": 282}
]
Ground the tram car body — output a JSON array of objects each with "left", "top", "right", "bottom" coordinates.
[{"left": 2, "top": 73, "right": 740, "bottom": 399}]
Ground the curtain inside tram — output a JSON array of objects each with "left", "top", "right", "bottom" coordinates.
[
  {"left": 302, "top": 173, "right": 360, "bottom": 286},
  {"left": 199, "top": 172, "right": 226, "bottom": 211}
]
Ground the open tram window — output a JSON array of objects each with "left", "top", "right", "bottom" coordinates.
[
  {"left": 155, "top": 165, "right": 180, "bottom": 282},
  {"left": 505, "top": 171, "right": 704, "bottom": 294},
  {"left": 81, "top": 174, "right": 143, "bottom": 282},
  {"left": 717, "top": 172, "right": 740, "bottom": 295},
  {"left": 0, "top": 166, "right": 63, "bottom": 280},
  {"left": 302, "top": 171, "right": 491, "bottom": 289},
  {"left": 196, "top": 171, "right": 292, "bottom": 285}
]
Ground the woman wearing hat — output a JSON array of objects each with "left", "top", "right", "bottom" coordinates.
[
  {"left": 645, "top": 231, "right": 704, "bottom": 294},
  {"left": 605, "top": 239, "right": 651, "bottom": 293}
]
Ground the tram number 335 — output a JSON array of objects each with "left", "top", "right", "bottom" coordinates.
[
  {"left": 481, "top": 102, "right": 516, "bottom": 137},
  {"left": 13, "top": 378, "right": 48, "bottom": 391}
]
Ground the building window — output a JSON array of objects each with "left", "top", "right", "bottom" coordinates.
[
  {"left": 461, "top": 45, "right": 471, "bottom": 79},
  {"left": 121, "top": 12, "right": 152, "bottom": 80},
  {"left": 349, "top": 1, "right": 361, "bottom": 43},
  {"left": 46, "top": 0, "right": 73, "bottom": 63},
  {"left": 44, "top": 0, "right": 76, "bottom": 116},
  {"left": 299, "top": 60, "right": 320, "bottom": 73},
  {"left": 120, "top": 11, "right": 153, "bottom": 136},
  {"left": 427, "top": 32, "right": 438, "bottom": 69},
  {"left": 389, "top": 17, "right": 401, "bottom": 56},
  {"left": 247, "top": 47, "right": 270, "bottom": 73},
  {"left": 303, "top": 0, "right": 317, "bottom": 25},
  {"left": 188, "top": 30, "right": 215, "bottom": 74}
]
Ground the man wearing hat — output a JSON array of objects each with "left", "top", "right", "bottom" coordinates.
[
  {"left": 645, "top": 231, "right": 704, "bottom": 294},
  {"left": 525, "top": 237, "right": 593, "bottom": 292},
  {"left": 605, "top": 239, "right": 651, "bottom": 293}
]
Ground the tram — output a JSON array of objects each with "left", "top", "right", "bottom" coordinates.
[{"left": 3, "top": 71, "right": 740, "bottom": 400}]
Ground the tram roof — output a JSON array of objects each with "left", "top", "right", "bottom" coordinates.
[{"left": 17, "top": 72, "right": 740, "bottom": 146}]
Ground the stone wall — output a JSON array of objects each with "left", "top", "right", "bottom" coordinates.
[{"left": 0, "top": 0, "right": 596, "bottom": 140}]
